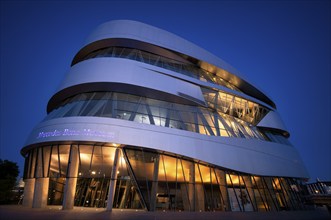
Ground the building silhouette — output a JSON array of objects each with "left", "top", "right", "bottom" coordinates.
[{"left": 21, "top": 20, "right": 309, "bottom": 212}]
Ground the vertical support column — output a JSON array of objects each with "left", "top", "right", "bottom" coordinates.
[
  {"left": 23, "top": 149, "right": 37, "bottom": 207},
  {"left": 22, "top": 178, "right": 35, "bottom": 207},
  {"left": 196, "top": 183, "right": 205, "bottom": 211},
  {"left": 219, "top": 171, "right": 230, "bottom": 211},
  {"left": 33, "top": 178, "right": 49, "bottom": 208},
  {"left": 62, "top": 145, "right": 79, "bottom": 210},
  {"left": 106, "top": 148, "right": 120, "bottom": 211},
  {"left": 32, "top": 148, "right": 49, "bottom": 208},
  {"left": 244, "top": 176, "right": 257, "bottom": 211},
  {"left": 188, "top": 162, "right": 195, "bottom": 211},
  {"left": 119, "top": 180, "right": 131, "bottom": 208},
  {"left": 150, "top": 155, "right": 159, "bottom": 211},
  {"left": 195, "top": 164, "right": 205, "bottom": 211}
]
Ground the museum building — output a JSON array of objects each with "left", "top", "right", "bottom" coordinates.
[{"left": 21, "top": 20, "right": 309, "bottom": 212}]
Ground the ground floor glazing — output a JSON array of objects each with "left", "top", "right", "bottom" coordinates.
[{"left": 22, "top": 143, "right": 307, "bottom": 211}]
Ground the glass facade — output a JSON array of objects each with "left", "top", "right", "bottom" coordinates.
[
  {"left": 24, "top": 144, "right": 144, "bottom": 208},
  {"left": 23, "top": 144, "right": 306, "bottom": 211},
  {"left": 79, "top": 46, "right": 242, "bottom": 92},
  {"left": 202, "top": 88, "right": 268, "bottom": 125},
  {"left": 45, "top": 92, "right": 288, "bottom": 145}
]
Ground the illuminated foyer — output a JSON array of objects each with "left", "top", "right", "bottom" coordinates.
[{"left": 21, "top": 20, "right": 309, "bottom": 212}]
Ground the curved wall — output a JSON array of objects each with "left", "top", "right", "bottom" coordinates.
[
  {"left": 48, "top": 58, "right": 206, "bottom": 110},
  {"left": 73, "top": 20, "right": 275, "bottom": 108},
  {"left": 22, "top": 19, "right": 309, "bottom": 179},
  {"left": 23, "top": 116, "right": 308, "bottom": 178}
]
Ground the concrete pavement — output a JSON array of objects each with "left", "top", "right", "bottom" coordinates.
[{"left": 0, "top": 205, "right": 330, "bottom": 220}]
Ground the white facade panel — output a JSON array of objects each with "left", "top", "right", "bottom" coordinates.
[
  {"left": 77, "top": 20, "right": 275, "bottom": 108},
  {"left": 257, "top": 110, "right": 288, "bottom": 132},
  {"left": 25, "top": 117, "right": 309, "bottom": 179},
  {"left": 57, "top": 58, "right": 205, "bottom": 105},
  {"left": 84, "top": 20, "right": 239, "bottom": 77}
]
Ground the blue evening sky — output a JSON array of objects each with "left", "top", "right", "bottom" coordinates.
[{"left": 1, "top": 0, "right": 330, "bottom": 182}]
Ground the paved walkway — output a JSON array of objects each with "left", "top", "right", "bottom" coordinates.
[{"left": 0, "top": 205, "right": 330, "bottom": 220}]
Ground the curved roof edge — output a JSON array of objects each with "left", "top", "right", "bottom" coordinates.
[
  {"left": 73, "top": 20, "right": 276, "bottom": 108},
  {"left": 257, "top": 111, "right": 289, "bottom": 137}
]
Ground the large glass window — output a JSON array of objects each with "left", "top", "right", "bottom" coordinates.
[
  {"left": 23, "top": 145, "right": 306, "bottom": 211},
  {"left": 22, "top": 144, "right": 144, "bottom": 208},
  {"left": 48, "top": 145, "right": 69, "bottom": 205},
  {"left": 44, "top": 92, "right": 289, "bottom": 145},
  {"left": 202, "top": 88, "right": 269, "bottom": 125},
  {"left": 74, "top": 145, "right": 114, "bottom": 207},
  {"left": 79, "top": 46, "right": 241, "bottom": 92},
  {"left": 123, "top": 147, "right": 306, "bottom": 212}
]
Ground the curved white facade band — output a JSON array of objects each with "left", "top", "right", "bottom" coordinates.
[{"left": 21, "top": 20, "right": 309, "bottom": 212}]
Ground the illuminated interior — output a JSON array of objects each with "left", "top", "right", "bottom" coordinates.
[
  {"left": 44, "top": 92, "right": 289, "bottom": 145},
  {"left": 23, "top": 144, "right": 306, "bottom": 211},
  {"left": 79, "top": 46, "right": 242, "bottom": 92},
  {"left": 21, "top": 20, "right": 307, "bottom": 212}
]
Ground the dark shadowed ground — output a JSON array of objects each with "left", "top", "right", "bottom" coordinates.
[{"left": 0, "top": 205, "right": 330, "bottom": 220}]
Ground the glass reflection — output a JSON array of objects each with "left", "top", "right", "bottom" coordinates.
[
  {"left": 23, "top": 144, "right": 306, "bottom": 212},
  {"left": 43, "top": 91, "right": 289, "bottom": 145}
]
